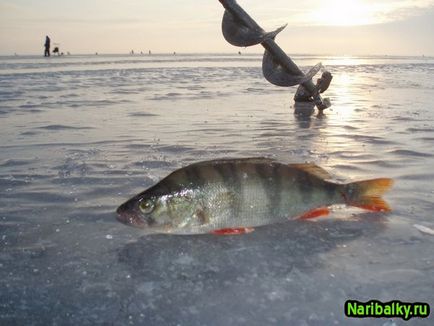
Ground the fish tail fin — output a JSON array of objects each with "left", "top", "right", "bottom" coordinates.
[{"left": 342, "top": 178, "right": 393, "bottom": 212}]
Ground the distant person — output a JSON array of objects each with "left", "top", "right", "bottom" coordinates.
[{"left": 44, "top": 36, "right": 51, "bottom": 57}]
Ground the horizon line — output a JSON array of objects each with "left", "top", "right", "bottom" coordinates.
[{"left": 1, "top": 52, "right": 433, "bottom": 59}]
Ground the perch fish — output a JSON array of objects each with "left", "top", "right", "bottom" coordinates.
[{"left": 117, "top": 158, "right": 393, "bottom": 235}]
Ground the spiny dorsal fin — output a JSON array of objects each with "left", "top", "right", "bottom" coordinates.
[
  {"left": 202, "top": 157, "right": 275, "bottom": 166},
  {"left": 288, "top": 163, "right": 332, "bottom": 180}
]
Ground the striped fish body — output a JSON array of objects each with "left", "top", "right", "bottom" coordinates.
[
  {"left": 117, "top": 158, "right": 392, "bottom": 234},
  {"left": 176, "top": 159, "right": 339, "bottom": 231}
]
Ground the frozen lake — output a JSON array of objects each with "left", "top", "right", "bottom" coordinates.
[{"left": 1, "top": 53, "right": 434, "bottom": 325}]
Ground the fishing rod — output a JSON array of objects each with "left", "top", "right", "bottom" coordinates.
[{"left": 218, "top": 0, "right": 332, "bottom": 111}]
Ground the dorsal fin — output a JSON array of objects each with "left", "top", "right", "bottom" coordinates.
[
  {"left": 196, "top": 157, "right": 275, "bottom": 166},
  {"left": 287, "top": 163, "right": 332, "bottom": 180}
]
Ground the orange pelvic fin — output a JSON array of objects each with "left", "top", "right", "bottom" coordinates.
[
  {"left": 211, "top": 227, "right": 255, "bottom": 235},
  {"left": 297, "top": 207, "right": 330, "bottom": 220},
  {"left": 344, "top": 178, "right": 393, "bottom": 212}
]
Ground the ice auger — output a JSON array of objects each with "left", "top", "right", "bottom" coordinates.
[{"left": 218, "top": 0, "right": 332, "bottom": 111}]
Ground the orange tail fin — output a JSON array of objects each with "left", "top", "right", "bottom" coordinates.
[{"left": 343, "top": 178, "right": 393, "bottom": 212}]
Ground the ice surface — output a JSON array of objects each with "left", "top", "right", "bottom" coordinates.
[{"left": 1, "top": 54, "right": 434, "bottom": 325}]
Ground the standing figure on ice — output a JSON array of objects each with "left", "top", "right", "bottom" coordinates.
[{"left": 44, "top": 35, "right": 51, "bottom": 57}]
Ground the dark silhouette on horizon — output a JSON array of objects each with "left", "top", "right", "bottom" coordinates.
[
  {"left": 44, "top": 36, "right": 50, "bottom": 57},
  {"left": 52, "top": 47, "right": 64, "bottom": 56}
]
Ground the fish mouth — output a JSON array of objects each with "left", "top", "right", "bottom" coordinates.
[{"left": 116, "top": 203, "right": 146, "bottom": 229}]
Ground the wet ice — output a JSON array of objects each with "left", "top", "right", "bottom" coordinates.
[{"left": 1, "top": 54, "right": 434, "bottom": 325}]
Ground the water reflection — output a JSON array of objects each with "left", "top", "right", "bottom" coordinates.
[
  {"left": 293, "top": 101, "right": 326, "bottom": 129},
  {"left": 281, "top": 68, "right": 379, "bottom": 173},
  {"left": 292, "top": 65, "right": 364, "bottom": 130},
  {"left": 329, "top": 71, "right": 362, "bottom": 122},
  {"left": 324, "top": 56, "right": 363, "bottom": 66},
  {"left": 294, "top": 101, "right": 315, "bottom": 118}
]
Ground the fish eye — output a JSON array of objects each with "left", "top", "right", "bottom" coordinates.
[{"left": 139, "top": 199, "right": 154, "bottom": 214}]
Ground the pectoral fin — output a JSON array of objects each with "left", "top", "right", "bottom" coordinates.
[
  {"left": 297, "top": 207, "right": 330, "bottom": 220},
  {"left": 195, "top": 208, "right": 209, "bottom": 225},
  {"left": 211, "top": 227, "right": 255, "bottom": 235}
]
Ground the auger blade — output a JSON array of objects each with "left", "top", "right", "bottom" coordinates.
[
  {"left": 262, "top": 50, "right": 305, "bottom": 86},
  {"left": 222, "top": 10, "right": 287, "bottom": 47},
  {"left": 266, "top": 24, "right": 287, "bottom": 40},
  {"left": 222, "top": 10, "right": 263, "bottom": 47},
  {"left": 304, "top": 62, "right": 323, "bottom": 81},
  {"left": 218, "top": 0, "right": 332, "bottom": 110},
  {"left": 263, "top": 52, "right": 324, "bottom": 87}
]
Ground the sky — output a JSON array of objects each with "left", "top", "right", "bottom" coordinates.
[{"left": 0, "top": 0, "right": 433, "bottom": 56}]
